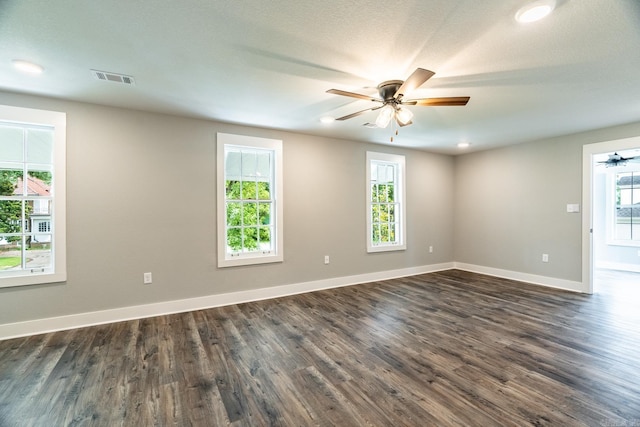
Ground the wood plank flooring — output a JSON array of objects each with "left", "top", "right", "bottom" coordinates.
[{"left": 1, "top": 269, "right": 639, "bottom": 426}]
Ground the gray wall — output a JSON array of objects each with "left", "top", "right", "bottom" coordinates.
[
  {"left": 454, "top": 121, "right": 640, "bottom": 282},
  {"left": 3, "top": 89, "right": 640, "bottom": 327},
  {"left": 0, "top": 91, "right": 454, "bottom": 325}
]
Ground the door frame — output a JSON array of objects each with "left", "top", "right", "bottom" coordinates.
[{"left": 582, "top": 136, "right": 640, "bottom": 293}]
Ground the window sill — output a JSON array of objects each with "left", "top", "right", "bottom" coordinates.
[
  {"left": 218, "top": 253, "right": 283, "bottom": 268},
  {"left": 0, "top": 271, "right": 66, "bottom": 288},
  {"left": 367, "top": 244, "right": 407, "bottom": 253}
]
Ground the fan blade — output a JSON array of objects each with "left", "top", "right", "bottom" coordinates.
[
  {"left": 326, "top": 89, "right": 382, "bottom": 102},
  {"left": 406, "top": 96, "right": 470, "bottom": 106},
  {"left": 335, "top": 105, "right": 382, "bottom": 121},
  {"left": 394, "top": 68, "right": 435, "bottom": 98}
]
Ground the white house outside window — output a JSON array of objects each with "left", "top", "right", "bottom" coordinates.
[
  {"left": 366, "top": 151, "right": 406, "bottom": 252},
  {"left": 0, "top": 105, "right": 66, "bottom": 287},
  {"left": 217, "top": 133, "right": 283, "bottom": 267}
]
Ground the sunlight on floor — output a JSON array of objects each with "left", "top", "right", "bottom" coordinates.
[
  {"left": 595, "top": 269, "right": 640, "bottom": 294},
  {"left": 594, "top": 268, "right": 640, "bottom": 320}
]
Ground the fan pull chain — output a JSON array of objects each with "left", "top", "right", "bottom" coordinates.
[
  {"left": 390, "top": 120, "right": 395, "bottom": 142},
  {"left": 390, "top": 121, "right": 399, "bottom": 142}
]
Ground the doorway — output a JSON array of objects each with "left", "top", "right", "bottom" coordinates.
[{"left": 583, "top": 137, "right": 640, "bottom": 293}]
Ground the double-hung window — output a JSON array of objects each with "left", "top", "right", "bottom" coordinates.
[
  {"left": 610, "top": 171, "right": 640, "bottom": 244},
  {"left": 366, "top": 151, "right": 406, "bottom": 252},
  {"left": 217, "top": 133, "right": 283, "bottom": 267},
  {"left": 0, "top": 105, "right": 66, "bottom": 287}
]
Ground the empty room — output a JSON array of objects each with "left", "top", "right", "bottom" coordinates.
[{"left": 1, "top": 1, "right": 639, "bottom": 425}]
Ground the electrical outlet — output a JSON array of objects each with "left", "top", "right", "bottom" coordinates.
[
  {"left": 324, "top": 255, "right": 330, "bottom": 265},
  {"left": 429, "top": 246, "right": 433, "bottom": 253},
  {"left": 143, "top": 272, "right": 152, "bottom": 284},
  {"left": 542, "top": 254, "right": 549, "bottom": 263}
]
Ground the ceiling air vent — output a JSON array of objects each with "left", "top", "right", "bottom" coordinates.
[{"left": 91, "top": 69, "right": 135, "bottom": 85}]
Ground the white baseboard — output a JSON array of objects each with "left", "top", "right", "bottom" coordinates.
[
  {"left": 596, "top": 261, "right": 640, "bottom": 273},
  {"left": 454, "top": 262, "right": 586, "bottom": 293},
  {"left": 0, "top": 262, "right": 454, "bottom": 340},
  {"left": 0, "top": 261, "right": 590, "bottom": 340}
]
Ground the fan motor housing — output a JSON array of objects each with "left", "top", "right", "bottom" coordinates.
[{"left": 377, "top": 80, "right": 403, "bottom": 101}]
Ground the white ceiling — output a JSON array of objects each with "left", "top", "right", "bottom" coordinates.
[{"left": 1, "top": 0, "right": 639, "bottom": 154}]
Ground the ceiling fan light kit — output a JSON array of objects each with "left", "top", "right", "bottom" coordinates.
[
  {"left": 375, "top": 104, "right": 395, "bottom": 128},
  {"left": 396, "top": 107, "right": 414, "bottom": 126},
  {"left": 326, "top": 68, "right": 470, "bottom": 140}
]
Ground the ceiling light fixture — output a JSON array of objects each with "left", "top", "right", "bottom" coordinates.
[
  {"left": 375, "top": 104, "right": 396, "bottom": 128},
  {"left": 320, "top": 116, "right": 335, "bottom": 124},
  {"left": 515, "top": 0, "right": 556, "bottom": 23},
  {"left": 457, "top": 142, "right": 470, "bottom": 149},
  {"left": 597, "top": 152, "right": 640, "bottom": 167},
  {"left": 395, "top": 107, "right": 414, "bottom": 126},
  {"left": 326, "top": 69, "right": 470, "bottom": 142},
  {"left": 375, "top": 105, "right": 415, "bottom": 142},
  {"left": 12, "top": 59, "right": 44, "bottom": 74},
  {"left": 375, "top": 105, "right": 414, "bottom": 128}
]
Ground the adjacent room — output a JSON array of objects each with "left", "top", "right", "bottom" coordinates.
[
  {"left": 1, "top": 1, "right": 639, "bottom": 425},
  {"left": 592, "top": 148, "right": 640, "bottom": 295}
]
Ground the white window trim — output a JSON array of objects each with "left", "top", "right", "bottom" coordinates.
[
  {"left": 366, "top": 151, "right": 406, "bottom": 253},
  {"left": 217, "top": 133, "right": 283, "bottom": 267},
  {"left": 0, "top": 105, "right": 66, "bottom": 288},
  {"left": 606, "top": 167, "right": 640, "bottom": 247}
]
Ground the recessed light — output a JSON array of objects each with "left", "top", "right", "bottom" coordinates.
[
  {"left": 320, "top": 116, "right": 335, "bottom": 124},
  {"left": 515, "top": 0, "right": 556, "bottom": 23},
  {"left": 458, "top": 142, "right": 470, "bottom": 149},
  {"left": 12, "top": 60, "right": 44, "bottom": 74}
]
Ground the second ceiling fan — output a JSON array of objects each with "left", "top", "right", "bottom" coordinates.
[{"left": 326, "top": 68, "right": 469, "bottom": 128}]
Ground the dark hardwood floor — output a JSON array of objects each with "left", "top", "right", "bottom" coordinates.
[{"left": 1, "top": 270, "right": 639, "bottom": 426}]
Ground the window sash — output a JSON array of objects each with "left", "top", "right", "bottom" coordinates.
[
  {"left": 366, "top": 152, "right": 406, "bottom": 253},
  {"left": 0, "top": 105, "right": 66, "bottom": 287},
  {"left": 224, "top": 148, "right": 275, "bottom": 255},
  {"left": 217, "top": 133, "right": 283, "bottom": 267},
  {"left": 612, "top": 171, "right": 640, "bottom": 242}
]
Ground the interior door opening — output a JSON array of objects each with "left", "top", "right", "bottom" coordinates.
[{"left": 584, "top": 138, "right": 640, "bottom": 294}]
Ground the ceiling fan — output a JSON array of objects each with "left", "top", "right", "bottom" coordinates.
[
  {"left": 326, "top": 68, "right": 470, "bottom": 129},
  {"left": 598, "top": 152, "right": 640, "bottom": 167}
]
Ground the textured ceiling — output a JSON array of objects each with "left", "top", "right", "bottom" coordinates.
[{"left": 1, "top": 0, "right": 639, "bottom": 153}]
